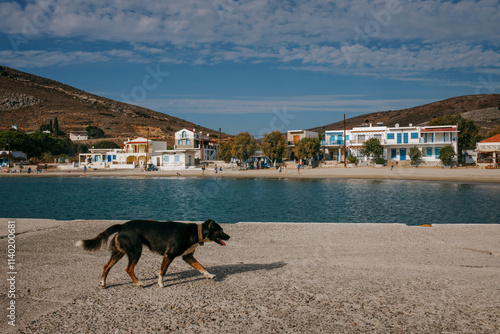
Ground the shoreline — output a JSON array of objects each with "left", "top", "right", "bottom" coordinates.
[
  {"left": 2, "top": 165, "right": 500, "bottom": 183},
  {"left": 1, "top": 219, "right": 499, "bottom": 333}
]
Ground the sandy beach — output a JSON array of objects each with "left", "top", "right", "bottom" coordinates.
[
  {"left": 1, "top": 219, "right": 499, "bottom": 333},
  {"left": 2, "top": 165, "right": 500, "bottom": 183}
]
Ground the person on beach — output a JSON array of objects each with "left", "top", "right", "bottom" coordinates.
[
  {"left": 219, "top": 166, "right": 222, "bottom": 173},
  {"left": 202, "top": 165, "right": 205, "bottom": 175},
  {"left": 391, "top": 161, "right": 394, "bottom": 170},
  {"left": 297, "top": 164, "right": 300, "bottom": 174},
  {"left": 278, "top": 165, "right": 282, "bottom": 173},
  {"left": 83, "top": 165, "right": 87, "bottom": 174}
]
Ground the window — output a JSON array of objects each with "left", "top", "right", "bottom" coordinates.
[
  {"left": 186, "top": 139, "right": 191, "bottom": 145},
  {"left": 182, "top": 131, "right": 187, "bottom": 138},
  {"left": 391, "top": 148, "right": 397, "bottom": 159},
  {"left": 374, "top": 134, "right": 382, "bottom": 139},
  {"left": 112, "top": 155, "right": 117, "bottom": 160},
  {"left": 427, "top": 147, "right": 432, "bottom": 156},
  {"left": 387, "top": 133, "right": 395, "bottom": 140},
  {"left": 424, "top": 133, "right": 428, "bottom": 143},
  {"left": 411, "top": 132, "right": 418, "bottom": 139},
  {"left": 94, "top": 155, "right": 99, "bottom": 162},
  {"left": 358, "top": 135, "right": 365, "bottom": 141},
  {"left": 164, "top": 156, "right": 170, "bottom": 162},
  {"left": 403, "top": 133, "right": 409, "bottom": 144},
  {"left": 397, "top": 133, "right": 402, "bottom": 144},
  {"left": 435, "top": 147, "right": 441, "bottom": 157},
  {"left": 175, "top": 155, "right": 180, "bottom": 162}
]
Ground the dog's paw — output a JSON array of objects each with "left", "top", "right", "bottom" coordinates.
[
  {"left": 204, "top": 273, "right": 216, "bottom": 280},
  {"left": 135, "top": 281, "right": 145, "bottom": 288}
]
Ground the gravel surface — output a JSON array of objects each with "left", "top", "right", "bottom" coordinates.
[{"left": 1, "top": 219, "right": 499, "bottom": 333}]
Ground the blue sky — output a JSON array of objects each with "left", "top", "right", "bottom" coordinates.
[{"left": 1, "top": 0, "right": 499, "bottom": 136}]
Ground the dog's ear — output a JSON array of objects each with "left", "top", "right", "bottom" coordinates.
[{"left": 204, "top": 219, "right": 215, "bottom": 228}]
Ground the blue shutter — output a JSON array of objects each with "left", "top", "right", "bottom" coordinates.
[
  {"left": 397, "top": 133, "right": 402, "bottom": 144},
  {"left": 387, "top": 133, "right": 395, "bottom": 140},
  {"left": 403, "top": 133, "right": 409, "bottom": 143},
  {"left": 427, "top": 147, "right": 432, "bottom": 156}
]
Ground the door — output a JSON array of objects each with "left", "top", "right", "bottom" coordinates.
[
  {"left": 400, "top": 148, "right": 407, "bottom": 161},
  {"left": 391, "top": 148, "right": 397, "bottom": 159},
  {"left": 293, "top": 135, "right": 300, "bottom": 144}
]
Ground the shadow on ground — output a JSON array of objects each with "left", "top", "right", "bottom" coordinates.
[{"left": 113, "top": 261, "right": 288, "bottom": 289}]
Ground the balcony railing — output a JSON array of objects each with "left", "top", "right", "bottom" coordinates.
[{"left": 321, "top": 140, "right": 344, "bottom": 146}]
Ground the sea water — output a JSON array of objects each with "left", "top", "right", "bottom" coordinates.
[{"left": 1, "top": 177, "right": 499, "bottom": 224}]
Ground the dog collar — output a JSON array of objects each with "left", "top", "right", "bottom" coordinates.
[{"left": 198, "top": 224, "right": 204, "bottom": 245}]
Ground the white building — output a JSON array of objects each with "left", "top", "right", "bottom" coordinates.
[
  {"left": 322, "top": 123, "right": 460, "bottom": 165},
  {"left": 157, "top": 149, "right": 198, "bottom": 170},
  {"left": 322, "top": 130, "right": 350, "bottom": 163},
  {"left": 78, "top": 137, "right": 167, "bottom": 168},
  {"left": 287, "top": 130, "right": 319, "bottom": 146},
  {"left": 175, "top": 129, "right": 218, "bottom": 161},
  {"left": 69, "top": 131, "right": 88, "bottom": 141}
]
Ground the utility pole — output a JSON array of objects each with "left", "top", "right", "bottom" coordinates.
[
  {"left": 218, "top": 128, "right": 221, "bottom": 160},
  {"left": 344, "top": 114, "right": 347, "bottom": 168},
  {"left": 201, "top": 130, "right": 204, "bottom": 161}
]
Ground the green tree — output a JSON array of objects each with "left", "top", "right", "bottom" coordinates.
[
  {"left": 231, "top": 132, "right": 256, "bottom": 166},
  {"left": 429, "top": 115, "right": 479, "bottom": 149},
  {"left": 360, "top": 138, "right": 383, "bottom": 159},
  {"left": 93, "top": 141, "right": 120, "bottom": 149},
  {"left": 86, "top": 125, "right": 105, "bottom": 139},
  {"left": 293, "top": 137, "right": 321, "bottom": 163},
  {"left": 260, "top": 131, "right": 287, "bottom": 165},
  {"left": 218, "top": 138, "right": 234, "bottom": 163},
  {"left": 409, "top": 146, "right": 422, "bottom": 165},
  {"left": 438, "top": 145, "right": 456, "bottom": 166},
  {"left": 53, "top": 117, "right": 59, "bottom": 137}
]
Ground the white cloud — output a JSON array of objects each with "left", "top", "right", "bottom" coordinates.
[
  {"left": 1, "top": 0, "right": 498, "bottom": 78},
  {"left": 135, "top": 95, "right": 431, "bottom": 115}
]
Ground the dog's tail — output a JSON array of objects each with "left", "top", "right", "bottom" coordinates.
[{"left": 75, "top": 224, "right": 123, "bottom": 251}]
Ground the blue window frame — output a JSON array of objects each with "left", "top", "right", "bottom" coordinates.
[
  {"left": 427, "top": 147, "right": 432, "bottom": 156},
  {"left": 431, "top": 133, "right": 434, "bottom": 143},
  {"left": 411, "top": 132, "right": 418, "bottom": 139},
  {"left": 113, "top": 155, "right": 116, "bottom": 160},
  {"left": 164, "top": 156, "right": 169, "bottom": 162},
  {"left": 391, "top": 148, "right": 397, "bottom": 159},
  {"left": 435, "top": 147, "right": 441, "bottom": 157},
  {"left": 94, "top": 155, "right": 99, "bottom": 162},
  {"left": 107, "top": 155, "right": 112, "bottom": 162},
  {"left": 403, "top": 133, "right": 409, "bottom": 144},
  {"left": 182, "top": 131, "right": 187, "bottom": 138},
  {"left": 346, "top": 135, "right": 349, "bottom": 141},
  {"left": 397, "top": 133, "right": 402, "bottom": 144},
  {"left": 443, "top": 133, "right": 446, "bottom": 143},
  {"left": 175, "top": 156, "right": 180, "bottom": 162},
  {"left": 387, "top": 133, "right": 395, "bottom": 140}
]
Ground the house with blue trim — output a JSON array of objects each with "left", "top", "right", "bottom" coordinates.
[
  {"left": 322, "top": 130, "right": 350, "bottom": 163},
  {"left": 321, "top": 123, "right": 459, "bottom": 165}
]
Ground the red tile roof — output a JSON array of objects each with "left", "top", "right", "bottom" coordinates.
[
  {"left": 420, "top": 127, "right": 457, "bottom": 132},
  {"left": 480, "top": 134, "right": 500, "bottom": 143}
]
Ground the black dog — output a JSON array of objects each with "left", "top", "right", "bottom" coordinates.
[{"left": 76, "top": 219, "right": 230, "bottom": 288}]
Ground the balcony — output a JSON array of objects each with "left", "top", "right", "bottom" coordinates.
[{"left": 322, "top": 140, "right": 344, "bottom": 146}]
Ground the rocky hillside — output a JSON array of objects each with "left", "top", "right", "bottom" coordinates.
[
  {"left": 309, "top": 94, "right": 500, "bottom": 135},
  {"left": 0, "top": 65, "right": 226, "bottom": 143}
]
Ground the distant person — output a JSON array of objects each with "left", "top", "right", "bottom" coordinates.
[
  {"left": 391, "top": 161, "right": 394, "bottom": 170},
  {"left": 83, "top": 165, "right": 87, "bottom": 174},
  {"left": 297, "top": 164, "right": 300, "bottom": 174},
  {"left": 278, "top": 165, "right": 282, "bottom": 173},
  {"left": 214, "top": 165, "right": 218, "bottom": 174},
  {"left": 219, "top": 166, "right": 222, "bottom": 173},
  {"left": 202, "top": 165, "right": 205, "bottom": 175},
  {"left": 27, "top": 167, "right": 31, "bottom": 174}
]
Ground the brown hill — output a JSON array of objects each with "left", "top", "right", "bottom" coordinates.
[
  {"left": 0, "top": 65, "right": 227, "bottom": 144},
  {"left": 309, "top": 94, "right": 500, "bottom": 136}
]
